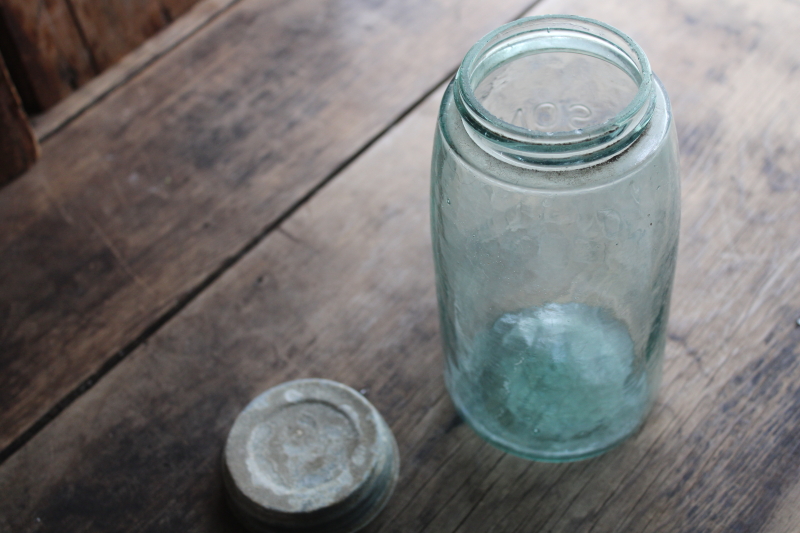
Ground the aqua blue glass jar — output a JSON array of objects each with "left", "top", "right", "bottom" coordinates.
[{"left": 431, "top": 15, "right": 680, "bottom": 462}]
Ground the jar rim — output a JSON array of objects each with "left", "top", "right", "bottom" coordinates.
[{"left": 454, "top": 15, "right": 655, "bottom": 168}]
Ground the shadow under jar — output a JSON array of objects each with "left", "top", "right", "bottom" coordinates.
[{"left": 431, "top": 15, "right": 680, "bottom": 462}]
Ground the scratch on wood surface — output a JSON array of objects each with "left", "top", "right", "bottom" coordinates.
[
  {"left": 446, "top": 454, "right": 507, "bottom": 533},
  {"left": 110, "top": 173, "right": 130, "bottom": 206},
  {"left": 455, "top": 456, "right": 536, "bottom": 533},
  {"left": 36, "top": 176, "right": 75, "bottom": 225},
  {"left": 740, "top": 246, "right": 800, "bottom": 327},
  {"left": 82, "top": 212, "right": 153, "bottom": 294},
  {"left": 146, "top": 185, "right": 170, "bottom": 200},
  {"left": 276, "top": 227, "right": 317, "bottom": 253},
  {"left": 501, "top": 465, "right": 572, "bottom": 533},
  {"left": 508, "top": 463, "right": 593, "bottom": 533},
  {"left": 542, "top": 468, "right": 602, "bottom": 532},
  {"left": 731, "top": 139, "right": 786, "bottom": 224},
  {"left": 668, "top": 331, "right": 705, "bottom": 374},
  {"left": 377, "top": 413, "right": 474, "bottom": 532},
  {"left": 617, "top": 464, "right": 667, "bottom": 532},
  {"left": 421, "top": 450, "right": 503, "bottom": 532},
  {"left": 715, "top": 185, "right": 739, "bottom": 254},
  {"left": 682, "top": 120, "right": 723, "bottom": 184}
]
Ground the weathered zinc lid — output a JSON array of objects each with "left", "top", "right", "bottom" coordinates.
[{"left": 223, "top": 378, "right": 400, "bottom": 533}]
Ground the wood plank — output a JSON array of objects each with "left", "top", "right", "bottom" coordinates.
[
  {"left": 0, "top": 87, "right": 445, "bottom": 532},
  {"left": 0, "top": 0, "right": 96, "bottom": 111},
  {"left": 0, "top": 0, "right": 206, "bottom": 116},
  {"left": 162, "top": 0, "right": 204, "bottom": 20},
  {"left": 0, "top": 0, "right": 536, "bottom": 458},
  {"left": 2, "top": 0, "right": 800, "bottom": 531},
  {"left": 0, "top": 51, "right": 39, "bottom": 185},
  {"left": 31, "top": 0, "right": 242, "bottom": 141},
  {"left": 68, "top": 0, "right": 190, "bottom": 72}
]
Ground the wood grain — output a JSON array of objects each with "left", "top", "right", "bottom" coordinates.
[
  {"left": 0, "top": 51, "right": 39, "bottom": 185},
  {"left": 0, "top": 0, "right": 535, "bottom": 459},
  {"left": 162, "top": 0, "right": 204, "bottom": 19},
  {"left": 0, "top": 0, "right": 96, "bottom": 111},
  {"left": 32, "top": 0, "right": 242, "bottom": 141},
  {"left": 0, "top": 86, "right": 444, "bottom": 532},
  {"left": 0, "top": 0, "right": 205, "bottom": 113},
  {"left": 3, "top": 0, "right": 800, "bottom": 531},
  {"left": 68, "top": 0, "right": 195, "bottom": 72}
]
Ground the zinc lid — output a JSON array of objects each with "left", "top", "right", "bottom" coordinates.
[{"left": 223, "top": 379, "right": 400, "bottom": 533}]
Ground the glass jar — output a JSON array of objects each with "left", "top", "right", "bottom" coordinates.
[{"left": 430, "top": 15, "right": 680, "bottom": 462}]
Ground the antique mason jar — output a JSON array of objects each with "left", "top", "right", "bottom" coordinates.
[{"left": 430, "top": 15, "right": 680, "bottom": 461}]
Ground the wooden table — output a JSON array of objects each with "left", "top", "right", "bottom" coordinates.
[{"left": 2, "top": 0, "right": 800, "bottom": 531}]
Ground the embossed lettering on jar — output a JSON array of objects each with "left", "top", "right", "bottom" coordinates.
[{"left": 431, "top": 16, "right": 680, "bottom": 462}]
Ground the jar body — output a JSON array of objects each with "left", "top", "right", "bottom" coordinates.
[{"left": 431, "top": 17, "right": 680, "bottom": 462}]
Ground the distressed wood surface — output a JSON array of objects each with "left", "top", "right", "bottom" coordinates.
[
  {"left": 0, "top": 52, "right": 39, "bottom": 185},
  {"left": 32, "top": 0, "right": 243, "bottom": 141},
  {"left": 0, "top": 0, "right": 536, "bottom": 458},
  {"left": 0, "top": 0, "right": 96, "bottom": 111},
  {"left": 0, "top": 0, "right": 205, "bottom": 112},
  {"left": 3, "top": 0, "right": 800, "bottom": 531},
  {"left": 69, "top": 0, "right": 202, "bottom": 72}
]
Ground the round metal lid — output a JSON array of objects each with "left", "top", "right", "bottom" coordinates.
[{"left": 223, "top": 379, "right": 399, "bottom": 533}]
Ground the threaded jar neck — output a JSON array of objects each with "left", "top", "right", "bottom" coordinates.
[{"left": 454, "top": 15, "right": 655, "bottom": 169}]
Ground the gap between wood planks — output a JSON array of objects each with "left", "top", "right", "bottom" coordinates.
[{"left": 0, "top": 0, "right": 544, "bottom": 467}]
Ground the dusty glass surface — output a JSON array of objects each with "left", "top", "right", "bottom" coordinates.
[{"left": 431, "top": 16, "right": 681, "bottom": 462}]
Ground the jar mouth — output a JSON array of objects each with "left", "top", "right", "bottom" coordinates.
[{"left": 454, "top": 15, "right": 655, "bottom": 169}]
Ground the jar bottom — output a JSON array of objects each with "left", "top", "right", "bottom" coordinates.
[
  {"left": 450, "top": 394, "right": 640, "bottom": 462},
  {"left": 445, "top": 302, "right": 651, "bottom": 462}
]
